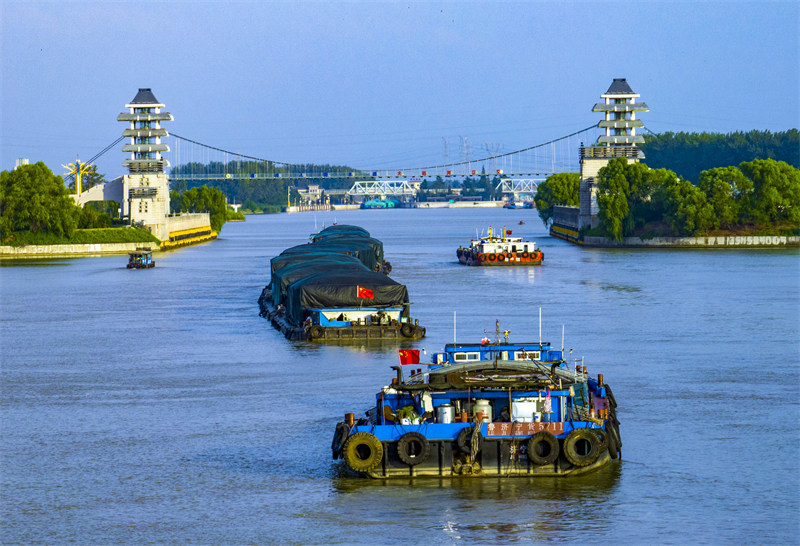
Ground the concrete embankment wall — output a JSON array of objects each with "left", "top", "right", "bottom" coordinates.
[
  {"left": 582, "top": 235, "right": 800, "bottom": 248},
  {"left": 0, "top": 242, "right": 160, "bottom": 258}
]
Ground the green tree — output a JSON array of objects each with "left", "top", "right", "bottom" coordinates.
[
  {"left": 739, "top": 159, "right": 800, "bottom": 225},
  {"left": 596, "top": 158, "right": 632, "bottom": 240},
  {"left": 174, "top": 185, "right": 230, "bottom": 232},
  {"left": 663, "top": 179, "right": 715, "bottom": 236},
  {"left": 78, "top": 202, "right": 113, "bottom": 229},
  {"left": 697, "top": 166, "right": 749, "bottom": 229},
  {"left": 0, "top": 162, "right": 80, "bottom": 238},
  {"left": 533, "top": 173, "right": 580, "bottom": 225}
]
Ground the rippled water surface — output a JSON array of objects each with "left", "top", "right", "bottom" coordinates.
[{"left": 2, "top": 209, "right": 798, "bottom": 544}]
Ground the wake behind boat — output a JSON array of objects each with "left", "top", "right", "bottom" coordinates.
[{"left": 457, "top": 227, "right": 543, "bottom": 266}]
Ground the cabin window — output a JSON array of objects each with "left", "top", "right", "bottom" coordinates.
[
  {"left": 514, "top": 350, "right": 540, "bottom": 361},
  {"left": 453, "top": 352, "right": 480, "bottom": 362}
]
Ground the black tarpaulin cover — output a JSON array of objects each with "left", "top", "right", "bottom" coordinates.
[
  {"left": 285, "top": 269, "right": 408, "bottom": 324},
  {"left": 271, "top": 254, "right": 366, "bottom": 307},
  {"left": 274, "top": 240, "right": 380, "bottom": 272},
  {"left": 311, "top": 225, "right": 370, "bottom": 241},
  {"left": 308, "top": 233, "right": 384, "bottom": 263},
  {"left": 271, "top": 249, "right": 359, "bottom": 276}
]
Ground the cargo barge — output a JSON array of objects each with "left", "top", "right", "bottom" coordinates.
[
  {"left": 332, "top": 322, "right": 620, "bottom": 477},
  {"left": 259, "top": 225, "right": 425, "bottom": 341}
]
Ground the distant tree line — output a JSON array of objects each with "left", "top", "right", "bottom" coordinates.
[
  {"left": 416, "top": 173, "right": 501, "bottom": 201},
  {"left": 170, "top": 160, "right": 370, "bottom": 211},
  {"left": 641, "top": 129, "right": 799, "bottom": 184}
]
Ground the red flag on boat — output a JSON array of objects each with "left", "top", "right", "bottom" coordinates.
[
  {"left": 506, "top": 229, "right": 513, "bottom": 235},
  {"left": 398, "top": 349, "right": 420, "bottom": 365},
  {"left": 357, "top": 285, "right": 374, "bottom": 299}
]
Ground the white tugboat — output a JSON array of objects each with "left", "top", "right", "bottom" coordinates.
[{"left": 457, "top": 227, "right": 543, "bottom": 266}]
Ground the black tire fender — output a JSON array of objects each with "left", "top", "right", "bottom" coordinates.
[
  {"left": 562, "top": 428, "right": 601, "bottom": 467},
  {"left": 309, "top": 325, "right": 324, "bottom": 339},
  {"left": 456, "top": 426, "right": 484, "bottom": 455},
  {"left": 400, "top": 323, "right": 414, "bottom": 338},
  {"left": 396, "top": 432, "right": 430, "bottom": 466},
  {"left": 607, "top": 420, "right": 622, "bottom": 459},
  {"left": 342, "top": 432, "right": 384, "bottom": 473},
  {"left": 331, "top": 423, "right": 349, "bottom": 459},
  {"left": 526, "top": 431, "right": 560, "bottom": 465}
]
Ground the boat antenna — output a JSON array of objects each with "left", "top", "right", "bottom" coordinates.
[
  {"left": 539, "top": 307, "right": 542, "bottom": 345},
  {"left": 453, "top": 311, "right": 457, "bottom": 344},
  {"left": 561, "top": 324, "right": 565, "bottom": 353}
]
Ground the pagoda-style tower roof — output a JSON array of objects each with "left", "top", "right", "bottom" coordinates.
[
  {"left": 117, "top": 88, "right": 172, "bottom": 173},
  {"left": 590, "top": 78, "right": 649, "bottom": 147}
]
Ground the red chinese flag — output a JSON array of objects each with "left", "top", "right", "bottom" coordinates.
[
  {"left": 506, "top": 229, "right": 513, "bottom": 235},
  {"left": 357, "top": 285, "right": 374, "bottom": 299},
  {"left": 398, "top": 349, "right": 420, "bottom": 365}
]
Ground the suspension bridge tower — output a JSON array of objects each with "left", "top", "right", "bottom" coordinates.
[
  {"left": 117, "top": 88, "right": 173, "bottom": 239},
  {"left": 579, "top": 78, "right": 649, "bottom": 229}
]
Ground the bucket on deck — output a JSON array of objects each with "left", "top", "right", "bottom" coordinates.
[{"left": 437, "top": 404, "right": 454, "bottom": 424}]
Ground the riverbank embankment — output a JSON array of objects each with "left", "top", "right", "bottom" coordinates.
[
  {"left": 0, "top": 242, "right": 160, "bottom": 258},
  {"left": 581, "top": 235, "right": 800, "bottom": 248}
]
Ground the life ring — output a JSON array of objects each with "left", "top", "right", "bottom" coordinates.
[
  {"left": 487, "top": 254, "right": 497, "bottom": 262},
  {"left": 400, "top": 323, "right": 414, "bottom": 338},
  {"left": 331, "top": 422, "right": 349, "bottom": 459},
  {"left": 309, "top": 325, "right": 324, "bottom": 339},
  {"left": 479, "top": 254, "right": 488, "bottom": 262},
  {"left": 342, "top": 432, "right": 384, "bottom": 473},
  {"left": 496, "top": 253, "right": 505, "bottom": 262},
  {"left": 526, "top": 431, "right": 560, "bottom": 465},
  {"left": 562, "top": 428, "right": 601, "bottom": 467},
  {"left": 521, "top": 251, "right": 530, "bottom": 259},
  {"left": 505, "top": 253, "right": 513, "bottom": 260},
  {"left": 396, "top": 432, "right": 430, "bottom": 466},
  {"left": 456, "top": 426, "right": 484, "bottom": 455}
]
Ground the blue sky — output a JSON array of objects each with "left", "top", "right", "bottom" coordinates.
[{"left": 2, "top": 0, "right": 798, "bottom": 179}]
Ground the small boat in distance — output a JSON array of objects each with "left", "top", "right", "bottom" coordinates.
[
  {"left": 331, "top": 321, "right": 621, "bottom": 478},
  {"left": 457, "top": 227, "right": 543, "bottom": 266},
  {"left": 127, "top": 248, "right": 155, "bottom": 269}
]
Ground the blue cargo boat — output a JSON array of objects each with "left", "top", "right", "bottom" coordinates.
[{"left": 331, "top": 322, "right": 620, "bottom": 477}]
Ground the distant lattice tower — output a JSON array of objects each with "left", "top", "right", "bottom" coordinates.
[
  {"left": 579, "top": 78, "right": 649, "bottom": 229},
  {"left": 117, "top": 88, "right": 173, "bottom": 239}
]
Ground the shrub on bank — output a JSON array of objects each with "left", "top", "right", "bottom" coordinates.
[{"left": 2, "top": 227, "right": 160, "bottom": 247}]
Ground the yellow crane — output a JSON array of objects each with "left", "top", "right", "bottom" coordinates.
[{"left": 62, "top": 159, "right": 92, "bottom": 195}]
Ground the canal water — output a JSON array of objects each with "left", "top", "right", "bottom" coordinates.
[{"left": 2, "top": 209, "right": 798, "bottom": 544}]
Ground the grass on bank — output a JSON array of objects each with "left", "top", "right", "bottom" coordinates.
[{"left": 2, "top": 227, "right": 161, "bottom": 247}]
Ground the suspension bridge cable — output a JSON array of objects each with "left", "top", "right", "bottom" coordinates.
[
  {"left": 170, "top": 133, "right": 301, "bottom": 168},
  {"left": 64, "top": 135, "right": 127, "bottom": 184},
  {"left": 400, "top": 124, "right": 598, "bottom": 171}
]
